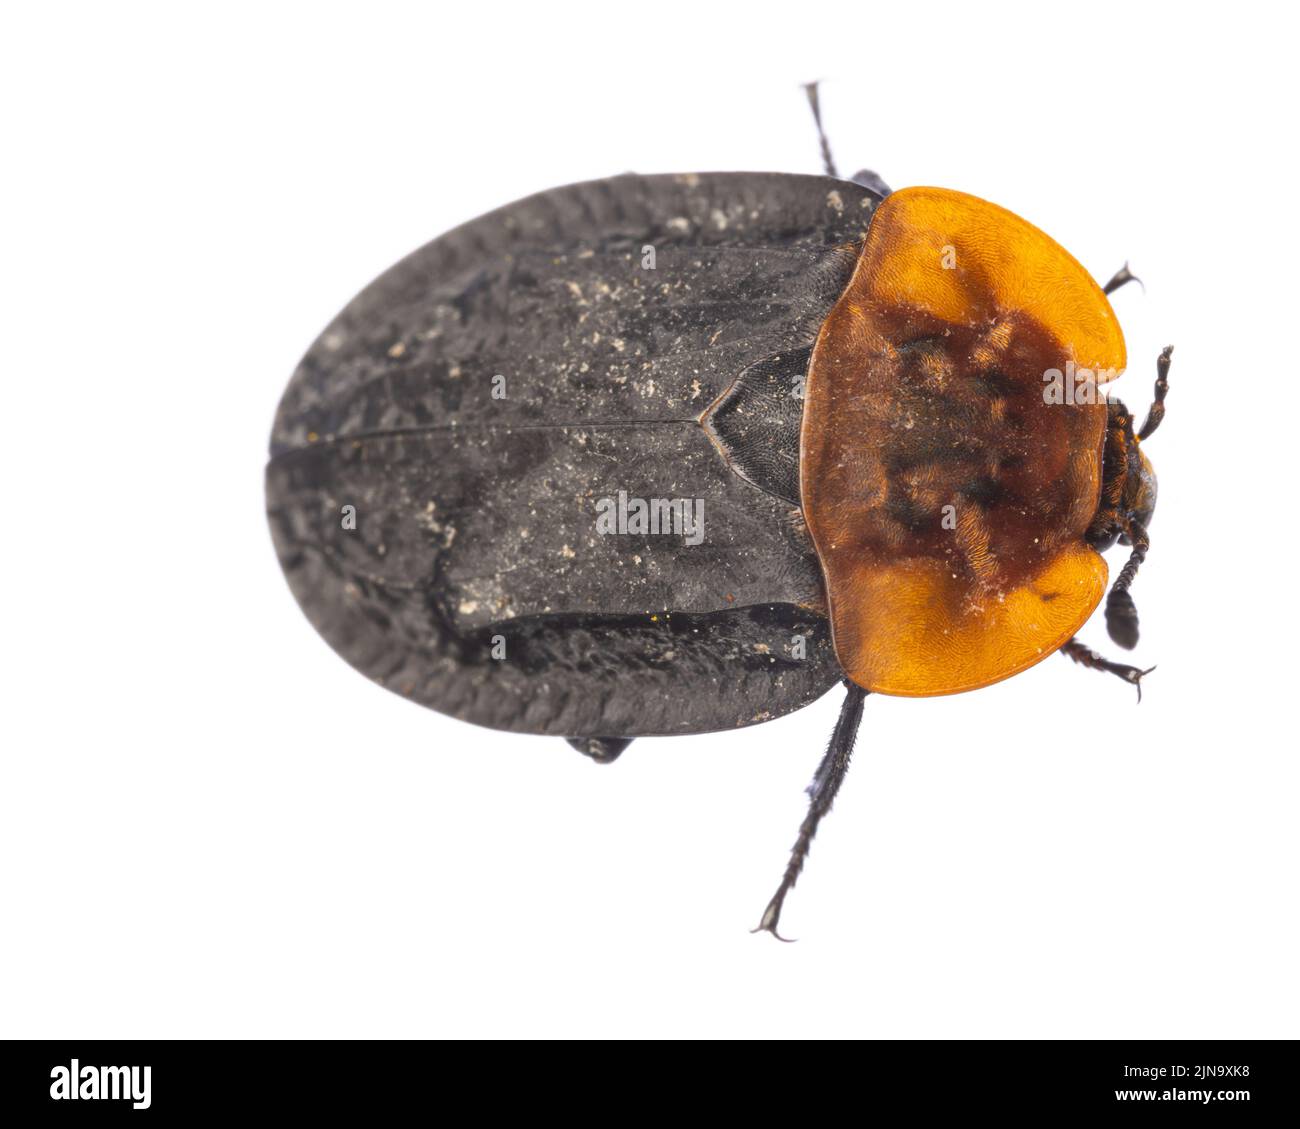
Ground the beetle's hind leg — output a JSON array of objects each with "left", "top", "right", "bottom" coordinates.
[
  {"left": 802, "top": 81, "right": 839, "bottom": 179},
  {"left": 848, "top": 168, "right": 892, "bottom": 197},
  {"left": 801, "top": 81, "right": 892, "bottom": 195},
  {"left": 753, "top": 681, "right": 868, "bottom": 940},
  {"left": 1060, "top": 637, "right": 1155, "bottom": 701},
  {"left": 566, "top": 737, "right": 632, "bottom": 764}
]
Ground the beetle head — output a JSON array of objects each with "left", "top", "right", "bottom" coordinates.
[
  {"left": 1120, "top": 446, "right": 1157, "bottom": 544},
  {"left": 1090, "top": 397, "right": 1158, "bottom": 552}
]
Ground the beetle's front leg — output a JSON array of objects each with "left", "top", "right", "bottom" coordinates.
[
  {"left": 1102, "top": 262, "right": 1143, "bottom": 295},
  {"left": 1060, "top": 637, "right": 1154, "bottom": 701},
  {"left": 1137, "top": 345, "right": 1174, "bottom": 441}
]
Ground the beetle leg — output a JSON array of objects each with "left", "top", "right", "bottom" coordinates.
[
  {"left": 1102, "top": 261, "right": 1144, "bottom": 295},
  {"left": 1060, "top": 637, "right": 1155, "bottom": 702},
  {"left": 566, "top": 737, "right": 632, "bottom": 764},
  {"left": 802, "top": 81, "right": 839, "bottom": 179},
  {"left": 1137, "top": 345, "right": 1174, "bottom": 441},
  {"left": 1104, "top": 517, "right": 1149, "bottom": 649},
  {"left": 849, "top": 168, "right": 893, "bottom": 197},
  {"left": 802, "top": 82, "right": 892, "bottom": 195},
  {"left": 753, "top": 681, "right": 868, "bottom": 941}
]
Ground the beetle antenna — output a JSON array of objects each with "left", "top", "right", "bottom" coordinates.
[
  {"left": 802, "top": 81, "right": 839, "bottom": 179},
  {"left": 1137, "top": 345, "right": 1173, "bottom": 441},
  {"left": 753, "top": 680, "right": 868, "bottom": 940},
  {"left": 1104, "top": 517, "right": 1149, "bottom": 650}
]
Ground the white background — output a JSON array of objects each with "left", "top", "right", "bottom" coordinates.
[{"left": 3, "top": 2, "right": 1296, "bottom": 1039}]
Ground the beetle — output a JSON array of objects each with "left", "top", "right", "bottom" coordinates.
[{"left": 266, "top": 86, "right": 1172, "bottom": 937}]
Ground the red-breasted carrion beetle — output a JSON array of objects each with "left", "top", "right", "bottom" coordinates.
[{"left": 267, "top": 87, "right": 1172, "bottom": 937}]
